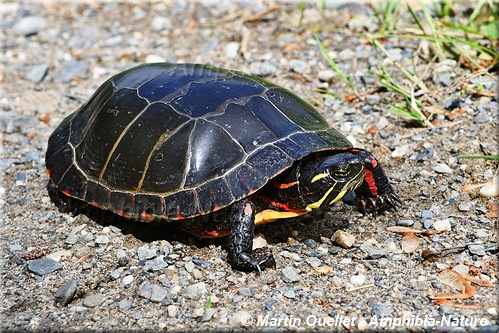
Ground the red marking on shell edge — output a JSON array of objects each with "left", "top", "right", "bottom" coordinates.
[
  {"left": 364, "top": 169, "right": 378, "bottom": 196},
  {"left": 243, "top": 203, "right": 253, "bottom": 215},
  {"left": 90, "top": 201, "right": 99, "bottom": 207},
  {"left": 141, "top": 211, "right": 155, "bottom": 221},
  {"left": 204, "top": 231, "right": 220, "bottom": 237},
  {"left": 62, "top": 190, "right": 71, "bottom": 196},
  {"left": 177, "top": 205, "right": 184, "bottom": 220},
  {"left": 116, "top": 209, "right": 125, "bottom": 216},
  {"left": 370, "top": 154, "right": 378, "bottom": 168},
  {"left": 47, "top": 167, "right": 54, "bottom": 176}
]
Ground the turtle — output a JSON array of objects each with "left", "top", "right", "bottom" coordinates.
[{"left": 46, "top": 63, "right": 401, "bottom": 272}]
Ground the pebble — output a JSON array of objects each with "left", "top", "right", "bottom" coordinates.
[
  {"left": 143, "top": 257, "right": 168, "bottom": 271},
  {"left": 473, "top": 115, "right": 490, "bottom": 124},
  {"left": 118, "top": 299, "right": 132, "bottom": 311},
  {"left": 95, "top": 235, "right": 109, "bottom": 244},
  {"left": 281, "top": 266, "right": 300, "bottom": 283},
  {"left": 151, "top": 16, "right": 172, "bottom": 31},
  {"left": 83, "top": 294, "right": 105, "bottom": 308},
  {"left": 475, "top": 229, "right": 489, "bottom": 238},
  {"left": 55, "top": 280, "right": 77, "bottom": 305},
  {"left": 26, "top": 63, "right": 49, "bottom": 83},
  {"left": 396, "top": 219, "right": 414, "bottom": 227},
  {"left": 304, "top": 238, "right": 317, "bottom": 248},
  {"left": 305, "top": 257, "right": 322, "bottom": 269},
  {"left": 350, "top": 274, "right": 367, "bottom": 286},
  {"left": 9, "top": 244, "right": 22, "bottom": 252},
  {"left": 433, "top": 219, "right": 452, "bottom": 232},
  {"left": 192, "top": 308, "right": 204, "bottom": 318},
  {"left": 434, "top": 163, "right": 453, "bottom": 174},
  {"left": 184, "top": 260, "right": 194, "bottom": 273},
  {"left": 225, "top": 42, "right": 240, "bottom": 59},
  {"left": 54, "top": 61, "right": 89, "bottom": 83},
  {"left": 371, "top": 302, "right": 392, "bottom": 316},
  {"left": 480, "top": 176, "right": 499, "bottom": 198},
  {"left": 109, "top": 269, "right": 120, "bottom": 280},
  {"left": 289, "top": 59, "right": 310, "bottom": 74},
  {"left": 239, "top": 287, "right": 254, "bottom": 297},
  {"left": 283, "top": 289, "right": 295, "bottom": 298},
  {"left": 0, "top": 111, "right": 41, "bottom": 134},
  {"left": 318, "top": 69, "right": 336, "bottom": 82},
  {"left": 421, "top": 210, "right": 434, "bottom": 219},
  {"left": 376, "top": 117, "right": 389, "bottom": 130},
  {"left": 452, "top": 264, "right": 469, "bottom": 275},
  {"left": 468, "top": 244, "right": 486, "bottom": 256},
  {"left": 27, "top": 258, "right": 63, "bottom": 276},
  {"left": 391, "top": 144, "right": 409, "bottom": 158},
  {"left": 458, "top": 202, "right": 473, "bottom": 211},
  {"left": 229, "top": 311, "right": 251, "bottom": 326},
  {"left": 167, "top": 305, "right": 178, "bottom": 318},
  {"left": 137, "top": 246, "right": 157, "bottom": 261},
  {"left": 138, "top": 283, "right": 168, "bottom": 303},
  {"left": 280, "top": 251, "right": 301, "bottom": 261},
  {"left": 249, "top": 61, "right": 277, "bottom": 76},
  {"left": 202, "top": 308, "right": 216, "bottom": 321},
  {"left": 13, "top": 16, "right": 47, "bottom": 36},
  {"left": 183, "top": 282, "right": 208, "bottom": 299},
  {"left": 252, "top": 233, "right": 268, "bottom": 249},
  {"left": 423, "top": 219, "right": 434, "bottom": 229},
  {"left": 122, "top": 275, "right": 134, "bottom": 286}
]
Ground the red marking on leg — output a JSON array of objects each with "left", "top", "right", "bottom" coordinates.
[
  {"left": 365, "top": 169, "right": 378, "bottom": 196},
  {"left": 244, "top": 203, "right": 253, "bottom": 215}
]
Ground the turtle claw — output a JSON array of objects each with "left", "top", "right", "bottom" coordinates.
[{"left": 358, "top": 192, "right": 401, "bottom": 216}]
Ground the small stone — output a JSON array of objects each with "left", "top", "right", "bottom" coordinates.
[
  {"left": 138, "top": 284, "right": 168, "bottom": 303},
  {"left": 252, "top": 233, "right": 268, "bottom": 249},
  {"left": 239, "top": 287, "right": 254, "bottom": 297},
  {"left": 350, "top": 274, "right": 367, "bottom": 286},
  {"left": 13, "top": 16, "right": 47, "bottom": 36},
  {"left": 365, "top": 94, "right": 380, "bottom": 105},
  {"left": 452, "top": 264, "right": 469, "bottom": 275},
  {"left": 9, "top": 244, "right": 22, "bottom": 252},
  {"left": 396, "top": 219, "right": 414, "bottom": 227},
  {"left": 421, "top": 210, "right": 434, "bottom": 219},
  {"left": 118, "top": 299, "right": 132, "bottom": 311},
  {"left": 27, "top": 258, "right": 63, "bottom": 276},
  {"left": 183, "top": 282, "right": 208, "bottom": 299},
  {"left": 184, "top": 260, "right": 194, "bottom": 273},
  {"left": 281, "top": 266, "right": 300, "bottom": 283},
  {"left": 144, "top": 257, "right": 168, "bottom": 271},
  {"left": 391, "top": 144, "right": 409, "bottom": 158},
  {"left": 54, "top": 61, "right": 89, "bottom": 83},
  {"left": 55, "top": 280, "right": 77, "bottom": 305},
  {"left": 376, "top": 117, "right": 389, "bottom": 130},
  {"left": 137, "top": 246, "right": 157, "bottom": 261},
  {"left": 371, "top": 303, "right": 393, "bottom": 316},
  {"left": 331, "top": 230, "right": 355, "bottom": 248},
  {"left": 318, "top": 69, "right": 336, "bottom": 82},
  {"left": 226, "top": 42, "right": 240, "bottom": 59},
  {"left": 433, "top": 219, "right": 451, "bottom": 232},
  {"left": 229, "top": 311, "right": 251, "bottom": 326},
  {"left": 249, "top": 61, "right": 277, "bottom": 76},
  {"left": 122, "top": 275, "right": 134, "bottom": 286},
  {"left": 289, "top": 59, "right": 310, "bottom": 74},
  {"left": 480, "top": 176, "right": 499, "bottom": 198},
  {"left": 26, "top": 64, "right": 49, "bottom": 83},
  {"left": 458, "top": 202, "right": 473, "bottom": 211},
  {"left": 468, "top": 244, "right": 486, "bottom": 256},
  {"left": 423, "top": 219, "right": 434, "bottom": 229},
  {"left": 167, "top": 305, "right": 178, "bottom": 318},
  {"left": 192, "top": 308, "right": 205, "bottom": 318},
  {"left": 95, "top": 235, "right": 109, "bottom": 244},
  {"left": 434, "top": 163, "right": 453, "bottom": 174},
  {"left": 83, "top": 294, "right": 105, "bottom": 308},
  {"left": 65, "top": 234, "right": 79, "bottom": 245},
  {"left": 279, "top": 251, "right": 301, "bottom": 261},
  {"left": 475, "top": 229, "right": 489, "bottom": 238},
  {"left": 305, "top": 257, "right": 321, "bottom": 269},
  {"left": 304, "top": 238, "right": 317, "bottom": 248},
  {"left": 283, "top": 289, "right": 295, "bottom": 298},
  {"left": 202, "top": 308, "right": 216, "bottom": 321},
  {"left": 151, "top": 16, "right": 172, "bottom": 31},
  {"left": 473, "top": 115, "right": 490, "bottom": 124}
]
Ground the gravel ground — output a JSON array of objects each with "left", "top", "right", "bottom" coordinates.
[{"left": 1, "top": 1, "right": 497, "bottom": 332}]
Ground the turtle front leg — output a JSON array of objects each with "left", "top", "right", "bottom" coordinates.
[
  {"left": 228, "top": 200, "right": 276, "bottom": 272},
  {"left": 348, "top": 148, "right": 402, "bottom": 215}
]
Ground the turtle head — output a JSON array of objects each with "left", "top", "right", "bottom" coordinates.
[{"left": 298, "top": 152, "right": 365, "bottom": 212}]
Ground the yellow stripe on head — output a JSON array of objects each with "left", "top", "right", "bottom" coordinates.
[{"left": 311, "top": 172, "right": 329, "bottom": 183}]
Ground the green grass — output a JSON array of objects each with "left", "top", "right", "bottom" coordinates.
[
  {"left": 456, "top": 155, "right": 499, "bottom": 161},
  {"left": 309, "top": 0, "right": 498, "bottom": 126}
]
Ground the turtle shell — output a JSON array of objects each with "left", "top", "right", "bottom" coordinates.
[{"left": 46, "top": 63, "right": 352, "bottom": 221}]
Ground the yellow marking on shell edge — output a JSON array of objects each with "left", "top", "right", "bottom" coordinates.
[
  {"left": 311, "top": 172, "right": 329, "bottom": 183},
  {"left": 255, "top": 209, "right": 307, "bottom": 225}
]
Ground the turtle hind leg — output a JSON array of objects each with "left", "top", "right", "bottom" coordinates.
[{"left": 228, "top": 200, "right": 275, "bottom": 272}]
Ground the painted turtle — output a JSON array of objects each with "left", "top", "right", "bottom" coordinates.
[{"left": 46, "top": 63, "right": 401, "bottom": 272}]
